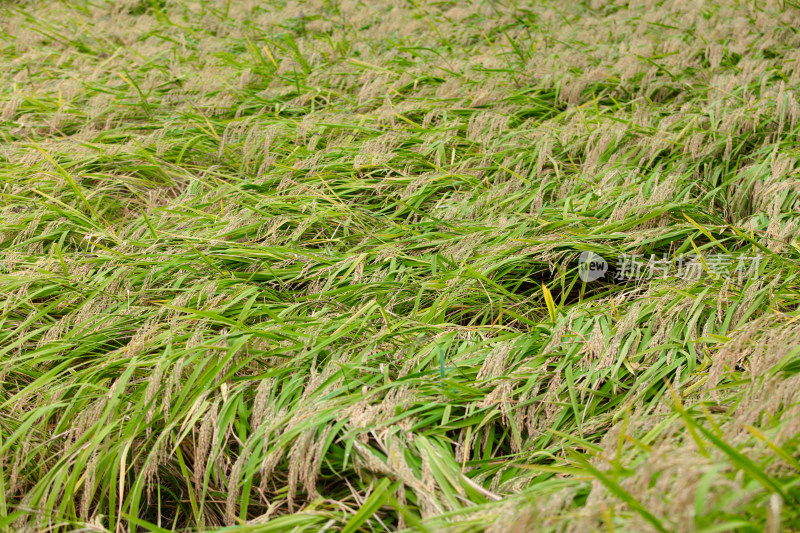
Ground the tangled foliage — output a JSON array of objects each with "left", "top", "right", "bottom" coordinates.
[{"left": 1, "top": 0, "right": 800, "bottom": 531}]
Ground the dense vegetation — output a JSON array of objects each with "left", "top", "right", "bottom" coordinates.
[{"left": 1, "top": 0, "right": 800, "bottom": 531}]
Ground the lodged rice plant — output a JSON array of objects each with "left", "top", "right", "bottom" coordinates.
[{"left": 1, "top": 0, "right": 800, "bottom": 531}]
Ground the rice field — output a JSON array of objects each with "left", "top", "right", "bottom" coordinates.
[{"left": 2, "top": 0, "right": 800, "bottom": 531}]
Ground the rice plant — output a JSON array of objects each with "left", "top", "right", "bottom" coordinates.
[{"left": 1, "top": 0, "right": 800, "bottom": 531}]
